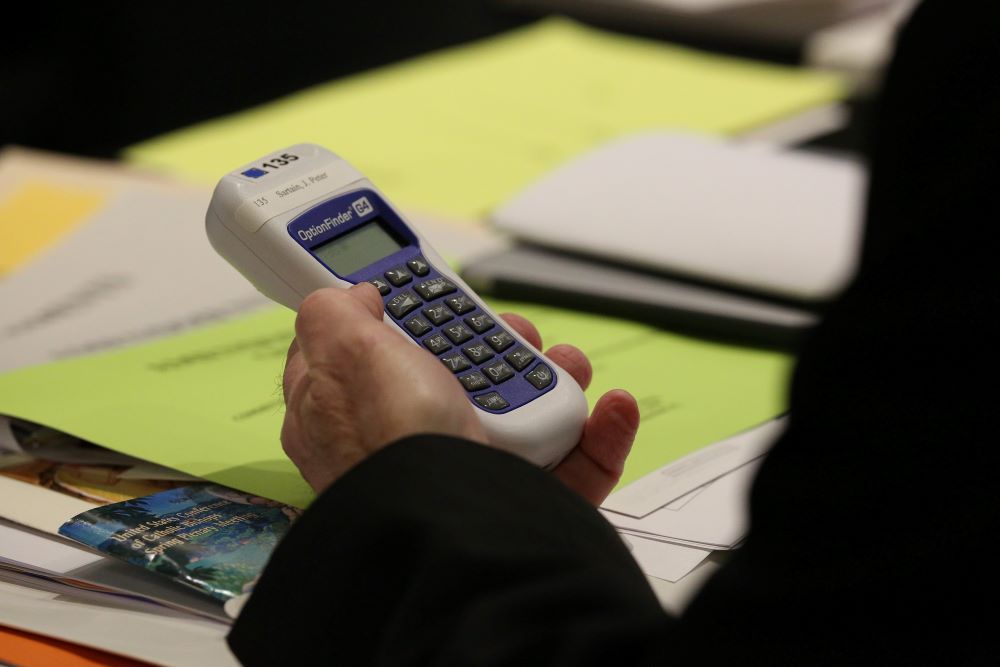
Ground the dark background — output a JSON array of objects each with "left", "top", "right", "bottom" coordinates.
[
  {"left": 1, "top": 1, "right": 870, "bottom": 160},
  {"left": 2, "top": 3, "right": 530, "bottom": 158}
]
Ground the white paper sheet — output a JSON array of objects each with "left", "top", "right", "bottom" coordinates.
[
  {"left": 644, "top": 553, "right": 726, "bottom": 615},
  {"left": 0, "top": 580, "right": 237, "bottom": 667},
  {"left": 0, "top": 521, "right": 101, "bottom": 572},
  {"left": 622, "top": 534, "right": 712, "bottom": 582},
  {"left": 0, "top": 569, "right": 208, "bottom": 620},
  {"left": 0, "top": 185, "right": 271, "bottom": 373},
  {"left": 605, "top": 457, "right": 763, "bottom": 549},
  {"left": 0, "top": 521, "right": 228, "bottom": 623},
  {"left": 492, "top": 132, "right": 865, "bottom": 301},
  {"left": 603, "top": 416, "right": 785, "bottom": 517},
  {"left": 0, "top": 475, "right": 98, "bottom": 535}
]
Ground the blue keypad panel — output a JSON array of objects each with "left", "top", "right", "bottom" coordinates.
[{"left": 367, "top": 257, "right": 557, "bottom": 413}]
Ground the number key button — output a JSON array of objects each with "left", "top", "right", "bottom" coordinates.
[
  {"left": 462, "top": 342, "right": 494, "bottom": 364},
  {"left": 407, "top": 256, "right": 430, "bottom": 276},
  {"left": 504, "top": 348, "right": 535, "bottom": 371},
  {"left": 458, "top": 371, "right": 490, "bottom": 391},
  {"left": 525, "top": 364, "right": 554, "bottom": 390},
  {"left": 474, "top": 392, "right": 510, "bottom": 411},
  {"left": 414, "top": 277, "right": 457, "bottom": 300},
  {"left": 422, "top": 333, "right": 452, "bottom": 355},
  {"left": 384, "top": 266, "right": 412, "bottom": 286},
  {"left": 368, "top": 277, "right": 391, "bottom": 296},
  {"left": 465, "top": 313, "right": 495, "bottom": 334},
  {"left": 485, "top": 330, "right": 515, "bottom": 352},
  {"left": 444, "top": 294, "right": 476, "bottom": 315},
  {"left": 404, "top": 315, "right": 432, "bottom": 337},
  {"left": 483, "top": 360, "right": 515, "bottom": 385},
  {"left": 387, "top": 290, "right": 422, "bottom": 319},
  {"left": 441, "top": 352, "right": 472, "bottom": 373},
  {"left": 422, "top": 304, "right": 454, "bottom": 326},
  {"left": 443, "top": 323, "right": 474, "bottom": 345}
]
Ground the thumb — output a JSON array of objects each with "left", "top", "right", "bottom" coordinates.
[
  {"left": 294, "top": 285, "right": 385, "bottom": 367},
  {"left": 347, "top": 282, "right": 386, "bottom": 320}
]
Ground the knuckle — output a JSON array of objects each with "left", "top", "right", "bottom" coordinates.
[{"left": 297, "top": 289, "right": 336, "bottom": 324}]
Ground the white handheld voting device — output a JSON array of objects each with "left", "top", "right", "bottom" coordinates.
[{"left": 206, "top": 144, "right": 587, "bottom": 468}]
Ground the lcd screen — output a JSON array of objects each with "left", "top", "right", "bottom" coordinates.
[{"left": 312, "top": 219, "right": 404, "bottom": 276}]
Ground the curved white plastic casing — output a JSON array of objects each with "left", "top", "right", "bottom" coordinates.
[{"left": 206, "top": 144, "right": 587, "bottom": 468}]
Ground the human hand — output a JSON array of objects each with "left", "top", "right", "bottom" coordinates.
[
  {"left": 492, "top": 312, "right": 639, "bottom": 506},
  {"left": 281, "top": 283, "right": 639, "bottom": 505}
]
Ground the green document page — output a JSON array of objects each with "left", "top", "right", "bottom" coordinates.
[
  {"left": 0, "top": 302, "right": 791, "bottom": 508},
  {"left": 126, "top": 19, "right": 843, "bottom": 219}
]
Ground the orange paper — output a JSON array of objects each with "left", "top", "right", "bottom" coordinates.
[{"left": 0, "top": 624, "right": 154, "bottom": 667}]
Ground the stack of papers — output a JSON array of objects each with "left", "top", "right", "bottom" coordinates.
[
  {"left": 0, "top": 520, "right": 227, "bottom": 624},
  {"left": 0, "top": 416, "right": 296, "bottom": 664},
  {"left": 0, "top": 577, "right": 236, "bottom": 667},
  {"left": 0, "top": 149, "right": 270, "bottom": 373},
  {"left": 0, "top": 420, "right": 240, "bottom": 666},
  {"left": 0, "top": 18, "right": 839, "bottom": 659},
  {"left": 604, "top": 417, "right": 784, "bottom": 580}
]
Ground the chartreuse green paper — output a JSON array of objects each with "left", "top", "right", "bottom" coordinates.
[
  {"left": 490, "top": 301, "right": 792, "bottom": 488},
  {"left": 126, "top": 18, "right": 843, "bottom": 219},
  {"left": 0, "top": 301, "right": 791, "bottom": 507}
]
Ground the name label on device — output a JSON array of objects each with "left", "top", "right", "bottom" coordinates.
[{"left": 232, "top": 160, "right": 362, "bottom": 233}]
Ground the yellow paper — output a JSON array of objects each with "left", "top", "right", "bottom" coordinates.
[
  {"left": 126, "top": 19, "right": 844, "bottom": 219},
  {"left": 0, "top": 183, "right": 107, "bottom": 274},
  {"left": 0, "top": 299, "right": 790, "bottom": 508}
]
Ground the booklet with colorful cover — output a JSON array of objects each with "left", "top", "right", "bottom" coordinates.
[{"left": 58, "top": 483, "right": 302, "bottom": 612}]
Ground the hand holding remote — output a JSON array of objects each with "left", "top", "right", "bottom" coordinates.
[{"left": 281, "top": 283, "right": 639, "bottom": 505}]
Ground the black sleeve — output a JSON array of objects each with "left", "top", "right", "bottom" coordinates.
[
  {"left": 675, "top": 1, "right": 999, "bottom": 662},
  {"left": 228, "top": 437, "right": 671, "bottom": 666},
  {"left": 230, "top": 1, "right": 998, "bottom": 663}
]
